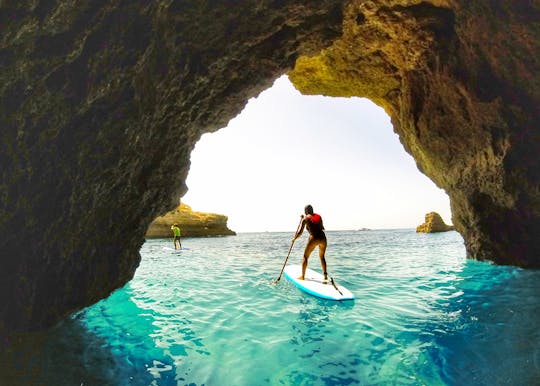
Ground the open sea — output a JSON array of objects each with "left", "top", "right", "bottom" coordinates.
[{"left": 1, "top": 230, "right": 539, "bottom": 386}]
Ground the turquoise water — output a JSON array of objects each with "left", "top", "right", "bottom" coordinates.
[{"left": 2, "top": 230, "right": 540, "bottom": 385}]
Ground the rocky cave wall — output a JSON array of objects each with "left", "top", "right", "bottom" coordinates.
[
  {"left": 0, "top": 0, "right": 539, "bottom": 334},
  {"left": 289, "top": 0, "right": 540, "bottom": 268}
]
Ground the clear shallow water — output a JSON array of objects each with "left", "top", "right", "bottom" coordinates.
[{"left": 2, "top": 230, "right": 539, "bottom": 385}]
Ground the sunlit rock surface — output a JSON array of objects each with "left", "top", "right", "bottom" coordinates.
[
  {"left": 146, "top": 204, "right": 235, "bottom": 238},
  {"left": 289, "top": 0, "right": 540, "bottom": 268},
  {"left": 416, "top": 212, "right": 454, "bottom": 233},
  {"left": 0, "top": 1, "right": 539, "bottom": 333}
]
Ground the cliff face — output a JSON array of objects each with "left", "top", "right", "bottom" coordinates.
[
  {"left": 0, "top": 1, "right": 343, "bottom": 334},
  {"left": 146, "top": 204, "right": 236, "bottom": 238},
  {"left": 416, "top": 212, "right": 454, "bottom": 233},
  {"left": 289, "top": 0, "right": 540, "bottom": 267},
  {"left": 0, "top": 1, "right": 539, "bottom": 332}
]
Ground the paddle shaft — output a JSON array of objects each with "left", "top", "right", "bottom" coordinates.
[
  {"left": 275, "top": 216, "right": 304, "bottom": 283},
  {"left": 330, "top": 277, "right": 343, "bottom": 296}
]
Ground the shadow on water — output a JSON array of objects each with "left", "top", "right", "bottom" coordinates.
[
  {"left": 0, "top": 284, "right": 204, "bottom": 386},
  {"left": 280, "top": 296, "right": 359, "bottom": 386},
  {"left": 420, "top": 261, "right": 540, "bottom": 386},
  {"left": 0, "top": 313, "right": 142, "bottom": 386},
  {"left": 291, "top": 297, "right": 355, "bottom": 352}
]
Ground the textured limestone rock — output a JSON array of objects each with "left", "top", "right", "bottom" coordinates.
[
  {"left": 146, "top": 204, "right": 236, "bottom": 238},
  {"left": 416, "top": 212, "right": 454, "bottom": 233},
  {"left": 0, "top": 1, "right": 343, "bottom": 334},
  {"left": 289, "top": 0, "right": 540, "bottom": 267},
  {"left": 0, "top": 1, "right": 539, "bottom": 333}
]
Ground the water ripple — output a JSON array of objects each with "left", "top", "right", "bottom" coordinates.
[{"left": 2, "top": 230, "right": 539, "bottom": 385}]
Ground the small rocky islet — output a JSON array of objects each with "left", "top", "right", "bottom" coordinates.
[
  {"left": 146, "top": 204, "right": 236, "bottom": 238},
  {"left": 416, "top": 212, "right": 455, "bottom": 233}
]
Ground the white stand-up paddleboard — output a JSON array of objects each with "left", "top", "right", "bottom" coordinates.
[
  {"left": 283, "top": 264, "right": 354, "bottom": 301},
  {"left": 162, "top": 246, "right": 190, "bottom": 251}
]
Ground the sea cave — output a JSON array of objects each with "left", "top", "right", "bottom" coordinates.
[{"left": 1, "top": 0, "right": 539, "bottom": 336}]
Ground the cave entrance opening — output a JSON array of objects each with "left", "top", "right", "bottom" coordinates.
[{"left": 182, "top": 75, "right": 451, "bottom": 233}]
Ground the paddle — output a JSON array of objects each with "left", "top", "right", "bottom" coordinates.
[
  {"left": 275, "top": 215, "right": 304, "bottom": 283},
  {"left": 329, "top": 277, "right": 344, "bottom": 296}
]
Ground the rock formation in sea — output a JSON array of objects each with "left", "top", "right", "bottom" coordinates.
[
  {"left": 416, "top": 212, "right": 454, "bottom": 233},
  {"left": 146, "top": 204, "right": 236, "bottom": 238},
  {"left": 1, "top": 1, "right": 539, "bottom": 333}
]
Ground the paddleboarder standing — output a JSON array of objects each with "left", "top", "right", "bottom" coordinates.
[
  {"left": 171, "top": 224, "right": 182, "bottom": 250},
  {"left": 293, "top": 205, "right": 328, "bottom": 282}
]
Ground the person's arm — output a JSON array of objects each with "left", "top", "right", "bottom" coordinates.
[{"left": 294, "top": 217, "right": 306, "bottom": 240}]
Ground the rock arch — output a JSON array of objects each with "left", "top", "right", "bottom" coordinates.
[{"left": 1, "top": 1, "right": 538, "bottom": 333}]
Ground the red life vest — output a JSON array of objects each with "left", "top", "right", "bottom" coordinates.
[{"left": 310, "top": 213, "right": 322, "bottom": 224}]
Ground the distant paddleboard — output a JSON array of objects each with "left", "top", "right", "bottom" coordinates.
[
  {"left": 283, "top": 264, "right": 354, "bottom": 301},
  {"left": 162, "top": 246, "right": 190, "bottom": 251}
]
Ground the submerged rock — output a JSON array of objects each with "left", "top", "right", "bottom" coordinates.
[
  {"left": 416, "top": 212, "right": 455, "bottom": 233},
  {"left": 146, "top": 204, "right": 235, "bottom": 238}
]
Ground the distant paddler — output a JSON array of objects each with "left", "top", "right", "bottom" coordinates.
[
  {"left": 293, "top": 205, "right": 328, "bottom": 282},
  {"left": 171, "top": 223, "right": 182, "bottom": 250}
]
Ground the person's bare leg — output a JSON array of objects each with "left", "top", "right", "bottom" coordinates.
[
  {"left": 299, "top": 238, "right": 317, "bottom": 280},
  {"left": 319, "top": 239, "right": 328, "bottom": 282},
  {"left": 300, "top": 256, "right": 308, "bottom": 280}
]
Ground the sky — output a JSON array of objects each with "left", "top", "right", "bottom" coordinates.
[{"left": 182, "top": 75, "right": 452, "bottom": 232}]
